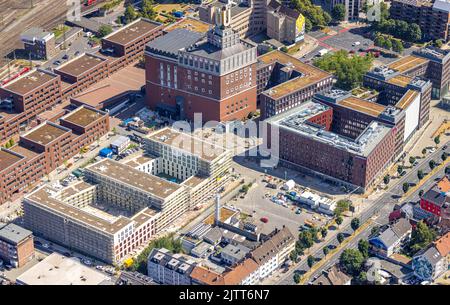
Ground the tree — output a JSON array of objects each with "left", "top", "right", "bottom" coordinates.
[
  {"left": 434, "top": 39, "right": 444, "bottom": 48},
  {"left": 371, "top": 226, "right": 380, "bottom": 236},
  {"left": 98, "top": 25, "right": 113, "bottom": 37},
  {"left": 383, "top": 38, "right": 392, "bottom": 50},
  {"left": 112, "top": 127, "right": 117, "bottom": 135},
  {"left": 351, "top": 218, "right": 360, "bottom": 231},
  {"left": 392, "top": 39, "right": 404, "bottom": 53},
  {"left": 446, "top": 166, "right": 450, "bottom": 175},
  {"left": 290, "top": 0, "right": 332, "bottom": 30},
  {"left": 402, "top": 182, "right": 410, "bottom": 193},
  {"left": 418, "top": 189, "right": 424, "bottom": 197},
  {"left": 383, "top": 175, "right": 390, "bottom": 185},
  {"left": 397, "top": 165, "right": 403, "bottom": 175},
  {"left": 320, "top": 227, "right": 328, "bottom": 239},
  {"left": 141, "top": 0, "right": 157, "bottom": 20},
  {"left": 374, "top": 35, "right": 386, "bottom": 48},
  {"left": 124, "top": 5, "right": 138, "bottom": 24},
  {"left": 280, "top": 46, "right": 288, "bottom": 53},
  {"left": 337, "top": 233, "right": 345, "bottom": 244},
  {"left": 417, "top": 170, "right": 424, "bottom": 180},
  {"left": 336, "top": 216, "right": 343, "bottom": 227},
  {"left": 290, "top": 249, "right": 299, "bottom": 263},
  {"left": 8, "top": 138, "right": 14, "bottom": 147},
  {"left": 307, "top": 255, "right": 315, "bottom": 268},
  {"left": 409, "top": 156, "right": 416, "bottom": 165},
  {"left": 429, "top": 160, "right": 436, "bottom": 170},
  {"left": 331, "top": 4, "right": 346, "bottom": 21},
  {"left": 356, "top": 271, "right": 368, "bottom": 284},
  {"left": 314, "top": 50, "right": 374, "bottom": 90},
  {"left": 434, "top": 136, "right": 440, "bottom": 146},
  {"left": 293, "top": 272, "right": 301, "bottom": 284},
  {"left": 422, "top": 148, "right": 427, "bottom": 156},
  {"left": 298, "top": 230, "right": 314, "bottom": 249},
  {"left": 405, "top": 23, "right": 422, "bottom": 42},
  {"left": 408, "top": 221, "right": 437, "bottom": 254},
  {"left": 358, "top": 239, "right": 370, "bottom": 259},
  {"left": 442, "top": 152, "right": 447, "bottom": 162},
  {"left": 334, "top": 199, "right": 351, "bottom": 217},
  {"left": 340, "top": 249, "right": 365, "bottom": 276},
  {"left": 323, "top": 246, "right": 330, "bottom": 257}
]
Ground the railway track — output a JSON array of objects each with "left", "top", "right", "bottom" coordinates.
[{"left": 0, "top": 0, "right": 68, "bottom": 60}]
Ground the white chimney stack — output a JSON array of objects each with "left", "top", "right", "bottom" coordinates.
[{"left": 215, "top": 194, "right": 221, "bottom": 225}]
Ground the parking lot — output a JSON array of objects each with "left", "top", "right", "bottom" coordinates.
[{"left": 228, "top": 166, "right": 331, "bottom": 236}]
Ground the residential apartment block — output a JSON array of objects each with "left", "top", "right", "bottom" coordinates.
[
  {"left": 147, "top": 248, "right": 196, "bottom": 285},
  {"left": 266, "top": 1, "right": 305, "bottom": 45},
  {"left": 0, "top": 105, "right": 109, "bottom": 205},
  {"left": 23, "top": 180, "right": 159, "bottom": 264},
  {"left": 0, "top": 223, "right": 34, "bottom": 268},
  {"left": 100, "top": 18, "right": 164, "bottom": 73},
  {"left": 390, "top": 0, "right": 450, "bottom": 42},
  {"left": 22, "top": 127, "right": 232, "bottom": 263},
  {"left": 412, "top": 232, "right": 450, "bottom": 281},
  {"left": 0, "top": 69, "right": 62, "bottom": 143}
]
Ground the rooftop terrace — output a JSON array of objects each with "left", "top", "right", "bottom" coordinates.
[
  {"left": 164, "top": 17, "right": 211, "bottom": 34},
  {"left": 103, "top": 18, "right": 162, "bottom": 46},
  {"left": 387, "top": 74, "right": 413, "bottom": 88},
  {"left": 338, "top": 96, "right": 386, "bottom": 117},
  {"left": 258, "top": 50, "right": 331, "bottom": 99},
  {"left": 3, "top": 69, "right": 58, "bottom": 96},
  {"left": 388, "top": 55, "right": 429, "bottom": 73},
  {"left": 22, "top": 122, "right": 70, "bottom": 145},
  {"left": 396, "top": 90, "right": 420, "bottom": 109}
]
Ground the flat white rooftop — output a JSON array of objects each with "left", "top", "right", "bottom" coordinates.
[{"left": 16, "top": 253, "right": 113, "bottom": 285}]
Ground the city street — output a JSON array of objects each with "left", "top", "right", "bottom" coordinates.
[{"left": 272, "top": 141, "right": 449, "bottom": 285}]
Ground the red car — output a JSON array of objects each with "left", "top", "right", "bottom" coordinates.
[{"left": 260, "top": 217, "right": 269, "bottom": 223}]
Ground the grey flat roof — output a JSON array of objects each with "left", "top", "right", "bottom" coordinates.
[
  {"left": 21, "top": 27, "right": 52, "bottom": 40},
  {"left": 146, "top": 28, "right": 204, "bottom": 59},
  {"left": 0, "top": 223, "right": 33, "bottom": 245},
  {"left": 186, "top": 40, "right": 250, "bottom": 61}
]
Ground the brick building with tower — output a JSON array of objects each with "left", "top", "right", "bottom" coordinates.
[{"left": 145, "top": 6, "right": 258, "bottom": 122}]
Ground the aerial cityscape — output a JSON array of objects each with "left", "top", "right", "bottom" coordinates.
[{"left": 0, "top": 0, "right": 450, "bottom": 289}]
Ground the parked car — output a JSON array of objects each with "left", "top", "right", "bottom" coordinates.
[{"left": 260, "top": 217, "right": 269, "bottom": 223}]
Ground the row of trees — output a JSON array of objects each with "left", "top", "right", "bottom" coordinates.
[
  {"left": 374, "top": 35, "right": 404, "bottom": 53},
  {"left": 339, "top": 239, "right": 370, "bottom": 284},
  {"left": 372, "top": 19, "right": 422, "bottom": 43},
  {"left": 314, "top": 50, "right": 374, "bottom": 90}
]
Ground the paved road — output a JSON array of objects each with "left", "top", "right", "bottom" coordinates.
[{"left": 276, "top": 142, "right": 449, "bottom": 285}]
